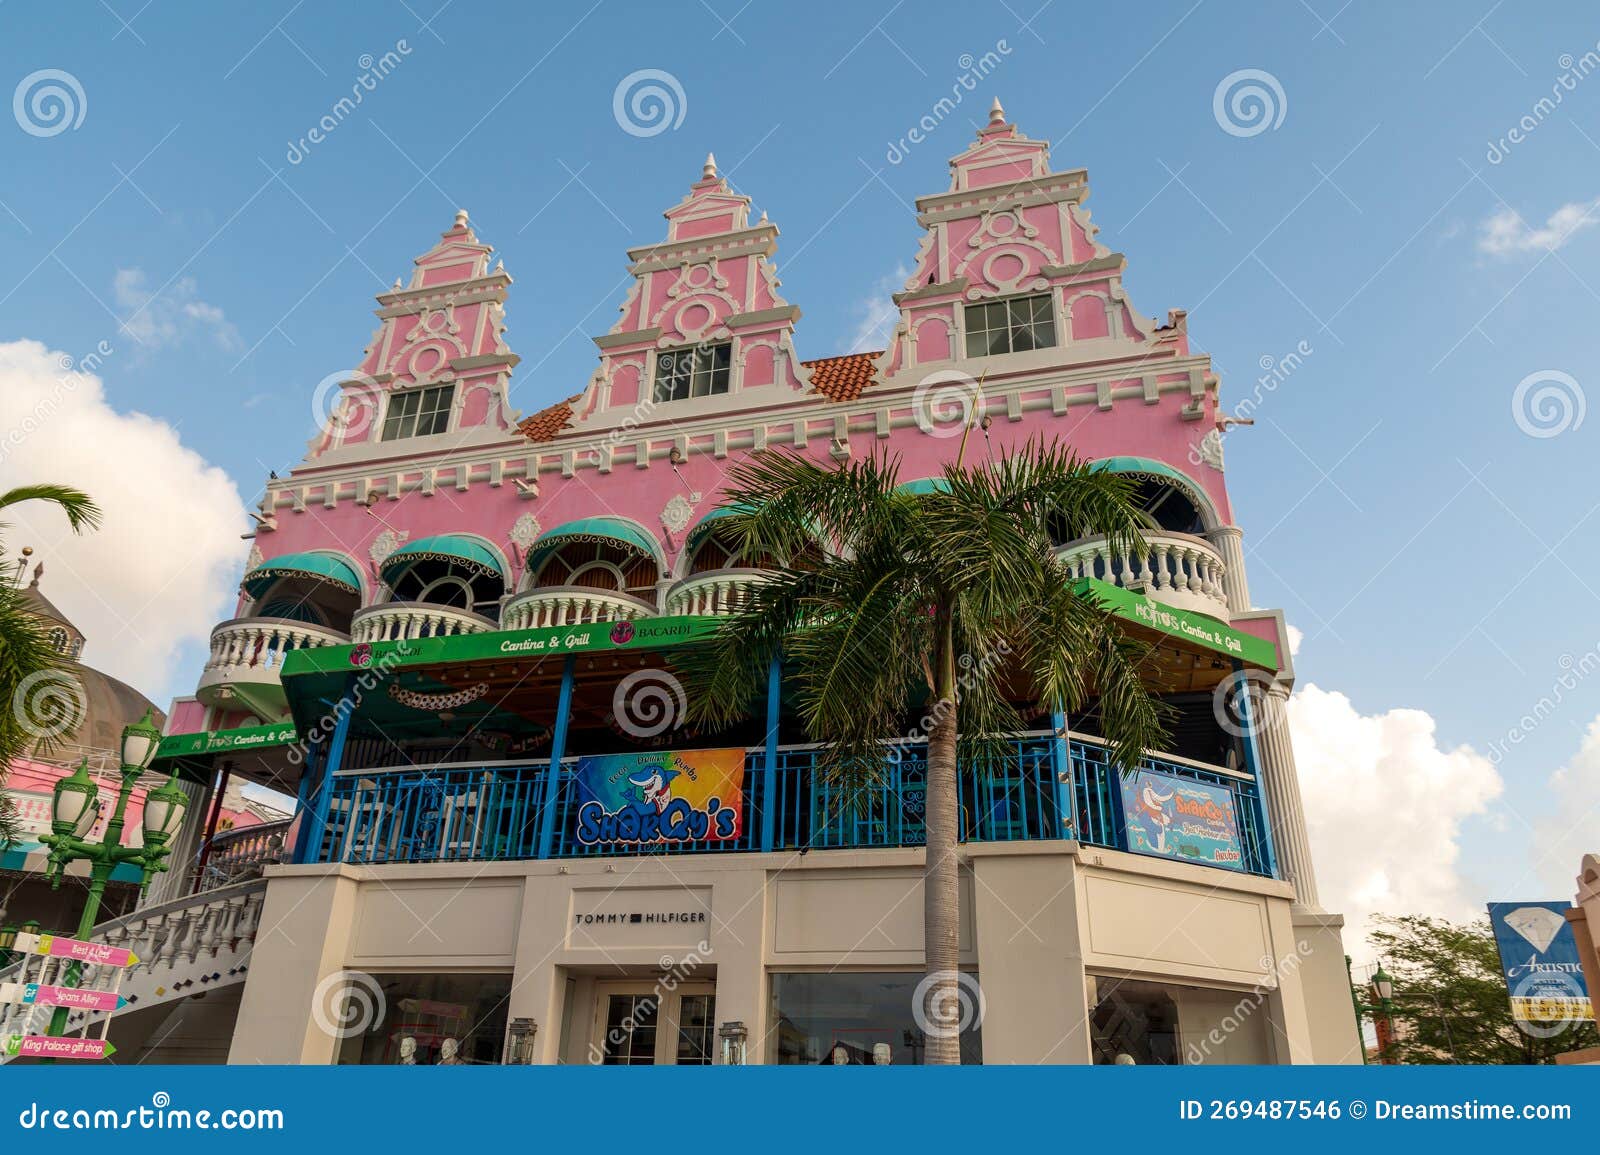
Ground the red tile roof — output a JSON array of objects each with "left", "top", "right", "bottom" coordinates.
[
  {"left": 516, "top": 352, "right": 883, "bottom": 444},
  {"left": 803, "top": 351, "right": 881, "bottom": 402},
  {"left": 517, "top": 396, "right": 577, "bottom": 443}
]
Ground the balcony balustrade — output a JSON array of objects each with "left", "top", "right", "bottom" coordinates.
[
  {"left": 195, "top": 616, "right": 349, "bottom": 711},
  {"left": 663, "top": 569, "right": 775, "bottom": 616},
  {"left": 350, "top": 601, "right": 498, "bottom": 643},
  {"left": 192, "top": 817, "right": 293, "bottom": 892},
  {"left": 1056, "top": 532, "right": 1229, "bottom": 617},
  {"left": 312, "top": 735, "right": 1275, "bottom": 877},
  {"left": 499, "top": 587, "right": 657, "bottom": 631}
]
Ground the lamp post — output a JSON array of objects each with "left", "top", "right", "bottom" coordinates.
[
  {"left": 1347, "top": 957, "right": 1398, "bottom": 1065},
  {"left": 37, "top": 708, "right": 190, "bottom": 1039}
]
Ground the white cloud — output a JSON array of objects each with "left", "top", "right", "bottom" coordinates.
[
  {"left": 1534, "top": 716, "right": 1600, "bottom": 894},
  {"left": 845, "top": 264, "right": 910, "bottom": 354},
  {"left": 1288, "top": 684, "right": 1503, "bottom": 960},
  {"left": 1285, "top": 622, "right": 1303, "bottom": 657},
  {"left": 1477, "top": 198, "right": 1600, "bottom": 257},
  {"left": 114, "top": 268, "right": 241, "bottom": 353},
  {"left": 0, "top": 338, "right": 247, "bottom": 703}
]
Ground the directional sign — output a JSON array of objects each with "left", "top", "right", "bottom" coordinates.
[
  {"left": 3, "top": 1035, "right": 115, "bottom": 1060},
  {"left": 12, "top": 933, "right": 139, "bottom": 968},
  {"left": 0, "top": 982, "right": 126, "bottom": 1012}
]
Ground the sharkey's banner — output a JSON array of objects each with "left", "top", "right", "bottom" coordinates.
[
  {"left": 1487, "top": 901, "right": 1593, "bottom": 1023},
  {"left": 573, "top": 748, "right": 745, "bottom": 846},
  {"left": 1122, "top": 768, "right": 1245, "bottom": 872}
]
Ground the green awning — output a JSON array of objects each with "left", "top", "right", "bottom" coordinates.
[
  {"left": 897, "top": 477, "right": 951, "bottom": 495},
  {"left": 243, "top": 552, "right": 361, "bottom": 598},
  {"left": 380, "top": 535, "right": 507, "bottom": 584},
  {"left": 1071, "top": 578, "right": 1277, "bottom": 669},
  {"left": 150, "top": 722, "right": 303, "bottom": 790},
  {"left": 1090, "top": 457, "right": 1202, "bottom": 493},
  {"left": 155, "top": 722, "right": 299, "bottom": 759},
  {"left": 685, "top": 504, "right": 756, "bottom": 548},
  {"left": 527, "top": 517, "right": 659, "bottom": 567}
]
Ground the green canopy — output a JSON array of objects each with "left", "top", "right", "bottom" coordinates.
[
  {"left": 897, "top": 477, "right": 951, "bottom": 495},
  {"left": 380, "top": 535, "right": 507, "bottom": 584},
  {"left": 526, "top": 517, "right": 659, "bottom": 567},
  {"left": 684, "top": 504, "right": 756, "bottom": 548},
  {"left": 242, "top": 552, "right": 362, "bottom": 598},
  {"left": 1090, "top": 457, "right": 1206, "bottom": 497}
]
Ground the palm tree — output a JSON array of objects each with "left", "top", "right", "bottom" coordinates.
[
  {"left": 0, "top": 485, "right": 102, "bottom": 846},
  {"left": 678, "top": 439, "right": 1171, "bottom": 1064}
]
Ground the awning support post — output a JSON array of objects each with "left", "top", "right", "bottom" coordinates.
[
  {"left": 1232, "top": 659, "right": 1280, "bottom": 878},
  {"left": 536, "top": 655, "right": 577, "bottom": 859},
  {"left": 1049, "top": 711, "right": 1073, "bottom": 839},
  {"left": 760, "top": 657, "right": 781, "bottom": 852}
]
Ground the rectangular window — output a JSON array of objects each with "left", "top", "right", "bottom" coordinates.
[
  {"left": 652, "top": 342, "right": 732, "bottom": 403},
  {"left": 381, "top": 384, "right": 454, "bottom": 440},
  {"left": 964, "top": 293, "right": 1057, "bottom": 358},
  {"left": 768, "top": 972, "right": 983, "bottom": 1064}
]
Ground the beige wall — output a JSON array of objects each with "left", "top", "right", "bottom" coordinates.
[{"left": 228, "top": 841, "right": 1349, "bottom": 1065}]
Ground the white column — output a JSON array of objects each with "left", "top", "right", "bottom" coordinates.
[
  {"left": 1207, "top": 524, "right": 1250, "bottom": 614},
  {"left": 1253, "top": 684, "right": 1320, "bottom": 911}
]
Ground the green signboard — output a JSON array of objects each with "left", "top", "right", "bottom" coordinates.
[
  {"left": 155, "top": 722, "right": 299, "bottom": 759},
  {"left": 280, "top": 615, "right": 726, "bottom": 679},
  {"left": 1071, "top": 578, "right": 1278, "bottom": 669}
]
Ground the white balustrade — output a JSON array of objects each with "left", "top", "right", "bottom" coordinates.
[
  {"left": 0, "top": 879, "right": 269, "bottom": 1045},
  {"left": 664, "top": 569, "right": 775, "bottom": 616},
  {"left": 350, "top": 601, "right": 498, "bottom": 643},
  {"left": 500, "top": 587, "right": 657, "bottom": 631},
  {"left": 197, "top": 617, "right": 348, "bottom": 707},
  {"left": 1056, "top": 532, "right": 1230, "bottom": 617}
]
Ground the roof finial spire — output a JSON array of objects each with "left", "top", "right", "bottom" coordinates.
[
  {"left": 702, "top": 152, "right": 717, "bottom": 180},
  {"left": 453, "top": 208, "right": 469, "bottom": 230},
  {"left": 988, "top": 96, "right": 1006, "bottom": 126}
]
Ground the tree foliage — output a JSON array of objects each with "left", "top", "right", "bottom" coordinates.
[{"left": 1365, "top": 913, "right": 1597, "bottom": 1064}]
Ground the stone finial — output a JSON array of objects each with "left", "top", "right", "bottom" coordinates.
[
  {"left": 702, "top": 152, "right": 717, "bottom": 180},
  {"left": 988, "top": 97, "right": 1006, "bottom": 126},
  {"left": 453, "top": 208, "right": 469, "bottom": 229}
]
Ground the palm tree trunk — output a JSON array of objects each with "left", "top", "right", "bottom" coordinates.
[{"left": 921, "top": 608, "right": 962, "bottom": 1064}]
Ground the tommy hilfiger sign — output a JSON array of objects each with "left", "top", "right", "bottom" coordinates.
[{"left": 572, "top": 911, "right": 708, "bottom": 927}]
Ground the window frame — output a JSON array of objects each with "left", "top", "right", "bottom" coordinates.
[
  {"left": 380, "top": 383, "right": 455, "bottom": 441},
  {"left": 651, "top": 342, "right": 733, "bottom": 404},
  {"left": 963, "top": 293, "right": 1058, "bottom": 358}
]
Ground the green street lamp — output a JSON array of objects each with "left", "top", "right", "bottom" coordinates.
[
  {"left": 37, "top": 708, "right": 191, "bottom": 1040},
  {"left": 1347, "top": 956, "right": 1398, "bottom": 1065}
]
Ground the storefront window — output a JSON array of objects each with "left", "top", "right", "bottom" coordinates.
[
  {"left": 1088, "top": 976, "right": 1272, "bottom": 1064},
  {"left": 335, "top": 972, "right": 512, "bottom": 1065},
  {"left": 767, "top": 972, "right": 982, "bottom": 1065}
]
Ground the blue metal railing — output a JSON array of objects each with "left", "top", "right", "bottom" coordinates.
[{"left": 317, "top": 735, "right": 1275, "bottom": 877}]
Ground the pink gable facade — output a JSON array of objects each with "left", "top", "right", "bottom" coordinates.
[{"left": 197, "top": 101, "right": 1273, "bottom": 733}]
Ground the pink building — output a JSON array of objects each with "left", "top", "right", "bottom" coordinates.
[{"left": 90, "top": 103, "right": 1354, "bottom": 1065}]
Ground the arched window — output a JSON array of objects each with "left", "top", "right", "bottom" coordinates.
[{"left": 46, "top": 626, "right": 69, "bottom": 654}]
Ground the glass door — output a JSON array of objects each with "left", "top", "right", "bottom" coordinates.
[{"left": 594, "top": 983, "right": 716, "bottom": 1065}]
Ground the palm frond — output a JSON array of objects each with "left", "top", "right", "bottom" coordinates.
[{"left": 0, "top": 484, "right": 102, "bottom": 535}]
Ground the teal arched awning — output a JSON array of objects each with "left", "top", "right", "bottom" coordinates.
[
  {"left": 242, "top": 552, "right": 361, "bottom": 599},
  {"left": 527, "top": 517, "right": 660, "bottom": 569},
  {"left": 684, "top": 504, "right": 757, "bottom": 549},
  {"left": 1089, "top": 457, "right": 1217, "bottom": 519},
  {"left": 897, "top": 477, "right": 951, "bottom": 496},
  {"left": 380, "top": 535, "right": 507, "bottom": 585}
]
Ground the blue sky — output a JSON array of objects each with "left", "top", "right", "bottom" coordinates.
[{"left": 3, "top": 2, "right": 1598, "bottom": 936}]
